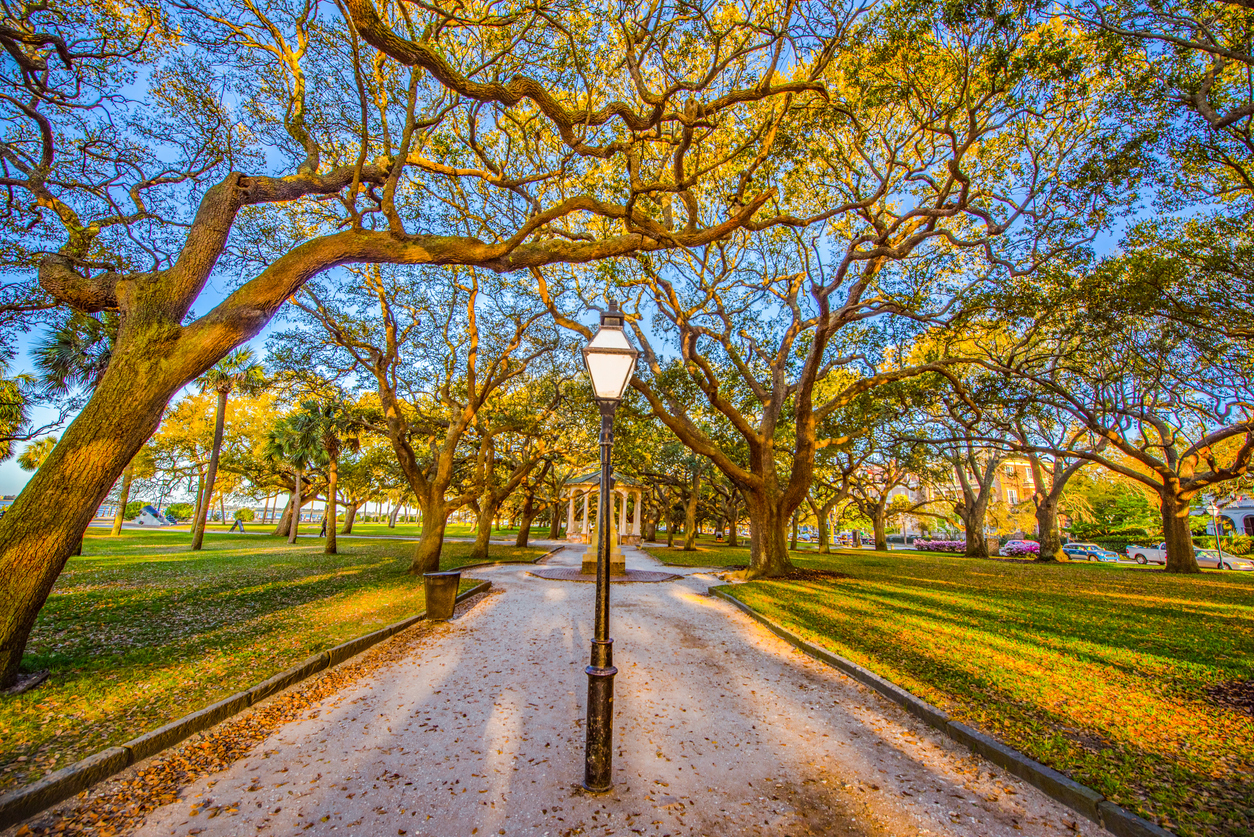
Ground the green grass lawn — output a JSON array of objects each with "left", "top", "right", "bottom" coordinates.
[
  {"left": 145, "top": 521, "right": 556, "bottom": 541},
  {"left": 335, "top": 522, "right": 554, "bottom": 540},
  {"left": 678, "top": 547, "right": 1254, "bottom": 837},
  {"left": 0, "top": 531, "right": 543, "bottom": 793},
  {"left": 646, "top": 542, "right": 959, "bottom": 565}
]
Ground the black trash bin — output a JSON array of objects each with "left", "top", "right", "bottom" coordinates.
[{"left": 423, "top": 570, "right": 462, "bottom": 621}]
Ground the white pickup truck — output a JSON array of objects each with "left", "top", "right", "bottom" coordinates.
[{"left": 1125, "top": 543, "right": 1167, "bottom": 565}]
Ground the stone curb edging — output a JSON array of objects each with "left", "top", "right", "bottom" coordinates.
[
  {"left": 707, "top": 585, "right": 1174, "bottom": 837},
  {"left": 0, "top": 580, "right": 493, "bottom": 832},
  {"left": 455, "top": 545, "right": 564, "bottom": 572}
]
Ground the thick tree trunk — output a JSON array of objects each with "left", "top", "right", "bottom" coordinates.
[
  {"left": 959, "top": 496, "right": 991, "bottom": 558},
  {"left": 547, "top": 498, "right": 562, "bottom": 539},
  {"left": 411, "top": 494, "right": 447, "bottom": 574},
  {"left": 389, "top": 503, "right": 401, "bottom": 527},
  {"left": 789, "top": 510, "right": 799, "bottom": 551},
  {"left": 873, "top": 503, "right": 888, "bottom": 551},
  {"left": 192, "top": 390, "right": 228, "bottom": 550},
  {"left": 816, "top": 505, "right": 830, "bottom": 555},
  {"left": 110, "top": 462, "right": 134, "bottom": 536},
  {"left": 682, "top": 471, "right": 700, "bottom": 551},
  {"left": 0, "top": 347, "right": 182, "bottom": 688},
  {"left": 471, "top": 496, "right": 495, "bottom": 562},
  {"left": 1161, "top": 489, "right": 1200, "bottom": 573},
  {"left": 341, "top": 501, "right": 359, "bottom": 534},
  {"left": 325, "top": 457, "right": 338, "bottom": 554},
  {"left": 288, "top": 469, "right": 302, "bottom": 544},
  {"left": 726, "top": 513, "right": 738, "bottom": 547},
  {"left": 666, "top": 513, "right": 675, "bottom": 547},
  {"left": 271, "top": 494, "right": 294, "bottom": 537},
  {"left": 743, "top": 492, "right": 795, "bottom": 578},
  {"left": 1035, "top": 496, "right": 1063, "bottom": 562},
  {"left": 515, "top": 492, "right": 536, "bottom": 548}
]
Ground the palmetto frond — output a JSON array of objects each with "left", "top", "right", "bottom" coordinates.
[
  {"left": 16, "top": 435, "right": 57, "bottom": 471},
  {"left": 32, "top": 312, "right": 118, "bottom": 395},
  {"left": 199, "top": 348, "right": 267, "bottom": 396}
]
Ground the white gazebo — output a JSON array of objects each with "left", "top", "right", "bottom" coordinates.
[{"left": 564, "top": 470, "right": 644, "bottom": 545}]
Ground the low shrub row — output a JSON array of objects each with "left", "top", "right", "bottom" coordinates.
[{"left": 914, "top": 539, "right": 965, "bottom": 553}]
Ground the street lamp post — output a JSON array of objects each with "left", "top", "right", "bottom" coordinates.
[
  {"left": 1208, "top": 502, "right": 1227, "bottom": 567},
  {"left": 580, "top": 299, "right": 638, "bottom": 793}
]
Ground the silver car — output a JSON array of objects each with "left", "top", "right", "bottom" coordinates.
[{"left": 1196, "top": 549, "right": 1254, "bottom": 571}]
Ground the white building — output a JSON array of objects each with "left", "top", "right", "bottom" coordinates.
[{"left": 1210, "top": 495, "right": 1254, "bottom": 537}]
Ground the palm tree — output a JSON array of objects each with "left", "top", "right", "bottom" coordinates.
[
  {"left": 16, "top": 436, "right": 57, "bottom": 472},
  {"left": 287, "top": 400, "right": 361, "bottom": 554},
  {"left": 191, "top": 349, "right": 265, "bottom": 550},
  {"left": 265, "top": 414, "right": 326, "bottom": 545},
  {"left": 31, "top": 312, "right": 117, "bottom": 394}
]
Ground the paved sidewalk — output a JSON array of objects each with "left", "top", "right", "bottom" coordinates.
[{"left": 131, "top": 546, "right": 1101, "bottom": 837}]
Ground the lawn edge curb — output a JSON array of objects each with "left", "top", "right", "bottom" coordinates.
[
  {"left": 455, "top": 545, "right": 562, "bottom": 572},
  {"left": 0, "top": 579, "right": 493, "bottom": 832},
  {"left": 706, "top": 585, "right": 1175, "bottom": 837}
]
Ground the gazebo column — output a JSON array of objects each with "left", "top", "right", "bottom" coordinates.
[
  {"left": 618, "top": 490, "right": 626, "bottom": 538},
  {"left": 582, "top": 489, "right": 591, "bottom": 537},
  {"left": 566, "top": 490, "right": 575, "bottom": 538},
  {"left": 633, "top": 490, "right": 642, "bottom": 536}
]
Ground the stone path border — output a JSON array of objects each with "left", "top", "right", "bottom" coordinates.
[
  {"left": 453, "top": 543, "right": 563, "bottom": 572},
  {"left": 0, "top": 580, "right": 492, "bottom": 832},
  {"left": 708, "top": 585, "right": 1176, "bottom": 837},
  {"left": 527, "top": 566, "right": 681, "bottom": 582}
]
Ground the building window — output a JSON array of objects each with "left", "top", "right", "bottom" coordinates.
[{"left": 1007, "top": 488, "right": 1019, "bottom": 505}]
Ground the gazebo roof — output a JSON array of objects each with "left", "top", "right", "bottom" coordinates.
[{"left": 564, "top": 469, "right": 642, "bottom": 487}]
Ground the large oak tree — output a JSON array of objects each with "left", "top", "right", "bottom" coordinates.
[{"left": 0, "top": 0, "right": 845, "bottom": 685}]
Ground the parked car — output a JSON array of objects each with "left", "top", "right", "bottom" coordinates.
[
  {"left": 1194, "top": 549, "right": 1254, "bottom": 571},
  {"left": 1062, "top": 542, "right": 1120, "bottom": 562},
  {"left": 1125, "top": 542, "right": 1168, "bottom": 564}
]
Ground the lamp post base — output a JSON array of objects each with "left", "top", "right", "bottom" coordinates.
[{"left": 583, "top": 638, "right": 616, "bottom": 792}]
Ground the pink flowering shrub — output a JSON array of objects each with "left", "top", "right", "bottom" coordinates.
[
  {"left": 1001, "top": 542, "right": 1040, "bottom": 557},
  {"left": 914, "top": 540, "right": 965, "bottom": 553}
]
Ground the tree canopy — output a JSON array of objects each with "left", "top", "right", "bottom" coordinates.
[{"left": 1, "top": 0, "right": 1251, "bottom": 686}]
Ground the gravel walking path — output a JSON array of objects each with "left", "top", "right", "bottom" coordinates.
[{"left": 128, "top": 545, "right": 1101, "bottom": 837}]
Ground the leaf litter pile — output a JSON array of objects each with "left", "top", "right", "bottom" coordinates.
[
  {"left": 13, "top": 590, "right": 492, "bottom": 837},
  {"left": 1206, "top": 679, "right": 1254, "bottom": 717}
]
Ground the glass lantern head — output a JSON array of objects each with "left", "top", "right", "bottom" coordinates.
[{"left": 582, "top": 300, "right": 638, "bottom": 404}]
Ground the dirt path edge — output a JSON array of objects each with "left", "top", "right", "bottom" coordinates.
[{"left": 0, "top": 580, "right": 493, "bottom": 831}]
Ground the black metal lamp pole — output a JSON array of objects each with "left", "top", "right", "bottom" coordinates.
[
  {"left": 584, "top": 398, "right": 617, "bottom": 792},
  {"left": 580, "top": 300, "right": 637, "bottom": 794}
]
